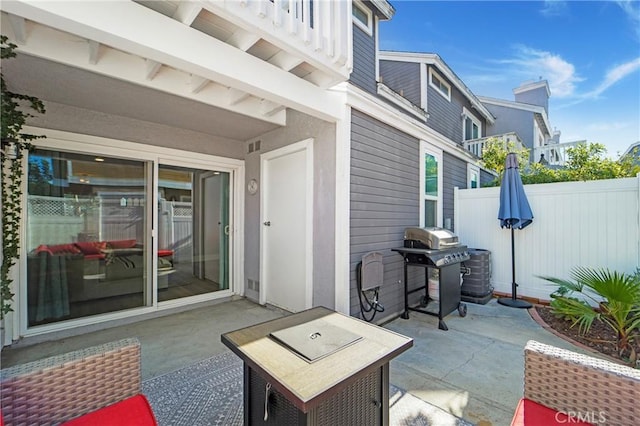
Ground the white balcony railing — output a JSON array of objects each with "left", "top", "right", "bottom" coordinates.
[
  {"left": 464, "top": 133, "right": 525, "bottom": 158},
  {"left": 204, "top": 0, "right": 351, "bottom": 84},
  {"left": 533, "top": 141, "right": 583, "bottom": 167}
]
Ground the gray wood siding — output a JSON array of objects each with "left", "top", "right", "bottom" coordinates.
[
  {"left": 481, "top": 169, "right": 497, "bottom": 186},
  {"left": 379, "top": 60, "right": 421, "bottom": 106},
  {"left": 425, "top": 66, "right": 487, "bottom": 144},
  {"left": 485, "top": 104, "right": 534, "bottom": 150},
  {"left": 442, "top": 152, "right": 468, "bottom": 231},
  {"left": 351, "top": 25, "right": 377, "bottom": 95},
  {"left": 425, "top": 86, "right": 460, "bottom": 142},
  {"left": 350, "top": 109, "right": 425, "bottom": 320}
]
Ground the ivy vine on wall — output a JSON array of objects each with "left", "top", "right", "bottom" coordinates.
[{"left": 1, "top": 35, "right": 46, "bottom": 319}]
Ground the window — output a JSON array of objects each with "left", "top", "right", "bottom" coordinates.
[
  {"left": 25, "top": 143, "right": 234, "bottom": 328},
  {"left": 353, "top": 0, "right": 372, "bottom": 35},
  {"left": 419, "top": 142, "right": 442, "bottom": 227},
  {"left": 26, "top": 149, "right": 151, "bottom": 326},
  {"left": 462, "top": 107, "right": 481, "bottom": 141},
  {"left": 429, "top": 68, "right": 451, "bottom": 101},
  {"left": 467, "top": 164, "right": 480, "bottom": 189}
]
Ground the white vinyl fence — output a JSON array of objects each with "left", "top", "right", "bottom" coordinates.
[
  {"left": 455, "top": 176, "right": 640, "bottom": 302},
  {"left": 27, "top": 196, "right": 193, "bottom": 259}
]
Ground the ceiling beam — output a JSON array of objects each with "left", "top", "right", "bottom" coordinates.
[
  {"left": 172, "top": 2, "right": 202, "bottom": 25},
  {"left": 260, "top": 99, "right": 286, "bottom": 117},
  {"left": 190, "top": 74, "right": 209, "bottom": 93},
  {"left": 145, "top": 59, "right": 162, "bottom": 80},
  {"left": 226, "top": 29, "right": 260, "bottom": 52},
  {"left": 7, "top": 14, "right": 26, "bottom": 44},
  {"left": 268, "top": 50, "right": 303, "bottom": 72},
  {"left": 1, "top": 1, "right": 340, "bottom": 122},
  {"left": 0, "top": 14, "right": 286, "bottom": 126},
  {"left": 228, "top": 88, "right": 251, "bottom": 106},
  {"left": 88, "top": 40, "right": 100, "bottom": 65}
]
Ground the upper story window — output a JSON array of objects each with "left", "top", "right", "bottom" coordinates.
[
  {"left": 353, "top": 0, "right": 373, "bottom": 35},
  {"left": 462, "top": 107, "right": 481, "bottom": 141},
  {"left": 429, "top": 68, "right": 451, "bottom": 101}
]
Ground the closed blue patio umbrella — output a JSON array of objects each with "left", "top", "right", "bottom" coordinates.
[{"left": 497, "top": 153, "right": 534, "bottom": 308}]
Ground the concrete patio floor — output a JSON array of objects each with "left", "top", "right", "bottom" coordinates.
[{"left": 1, "top": 296, "right": 595, "bottom": 426}]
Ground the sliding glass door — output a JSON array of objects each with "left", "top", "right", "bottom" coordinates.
[
  {"left": 26, "top": 149, "right": 150, "bottom": 326},
  {"left": 26, "top": 148, "right": 233, "bottom": 327},
  {"left": 157, "top": 165, "right": 230, "bottom": 302}
]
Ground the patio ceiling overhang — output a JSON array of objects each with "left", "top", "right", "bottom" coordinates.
[
  {"left": 2, "top": 53, "right": 279, "bottom": 142},
  {"left": 1, "top": 0, "right": 343, "bottom": 141}
]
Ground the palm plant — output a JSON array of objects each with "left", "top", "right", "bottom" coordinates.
[{"left": 539, "top": 267, "right": 640, "bottom": 366}]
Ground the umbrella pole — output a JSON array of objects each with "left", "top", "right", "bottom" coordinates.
[
  {"left": 498, "top": 226, "right": 532, "bottom": 309},
  {"left": 511, "top": 226, "right": 516, "bottom": 300}
]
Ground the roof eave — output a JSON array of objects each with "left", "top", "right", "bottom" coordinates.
[
  {"left": 370, "top": 0, "right": 395, "bottom": 20},
  {"left": 379, "top": 51, "right": 495, "bottom": 124}
]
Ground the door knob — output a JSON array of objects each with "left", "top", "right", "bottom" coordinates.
[{"left": 263, "top": 221, "right": 271, "bottom": 226}]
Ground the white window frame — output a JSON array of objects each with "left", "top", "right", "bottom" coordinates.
[
  {"left": 467, "top": 163, "right": 480, "bottom": 189},
  {"left": 462, "top": 107, "right": 482, "bottom": 141},
  {"left": 428, "top": 68, "right": 451, "bottom": 102},
  {"left": 419, "top": 141, "right": 443, "bottom": 227},
  {"left": 352, "top": 0, "right": 373, "bottom": 35}
]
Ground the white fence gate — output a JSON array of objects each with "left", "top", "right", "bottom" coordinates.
[{"left": 455, "top": 176, "right": 640, "bottom": 302}]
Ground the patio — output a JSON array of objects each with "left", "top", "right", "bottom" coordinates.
[{"left": 1, "top": 297, "right": 595, "bottom": 425}]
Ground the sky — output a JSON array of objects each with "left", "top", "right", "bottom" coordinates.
[{"left": 378, "top": 0, "right": 640, "bottom": 158}]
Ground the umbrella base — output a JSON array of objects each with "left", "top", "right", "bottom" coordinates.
[{"left": 497, "top": 297, "right": 532, "bottom": 309}]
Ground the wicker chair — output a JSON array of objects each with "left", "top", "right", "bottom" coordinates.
[
  {"left": 0, "top": 338, "right": 155, "bottom": 426},
  {"left": 512, "top": 340, "right": 640, "bottom": 426}
]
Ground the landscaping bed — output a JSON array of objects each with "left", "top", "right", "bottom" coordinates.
[{"left": 534, "top": 305, "right": 639, "bottom": 367}]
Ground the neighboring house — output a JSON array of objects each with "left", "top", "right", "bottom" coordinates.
[
  {"left": 1, "top": 0, "right": 506, "bottom": 343},
  {"left": 479, "top": 80, "right": 552, "bottom": 164},
  {"left": 621, "top": 141, "right": 640, "bottom": 166},
  {"left": 474, "top": 79, "right": 580, "bottom": 167}
]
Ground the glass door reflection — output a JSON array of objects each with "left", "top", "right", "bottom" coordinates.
[{"left": 158, "top": 165, "right": 230, "bottom": 301}]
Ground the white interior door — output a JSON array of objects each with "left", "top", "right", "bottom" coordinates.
[{"left": 260, "top": 139, "right": 313, "bottom": 312}]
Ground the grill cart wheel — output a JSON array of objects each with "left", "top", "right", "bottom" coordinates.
[{"left": 458, "top": 303, "right": 467, "bottom": 317}]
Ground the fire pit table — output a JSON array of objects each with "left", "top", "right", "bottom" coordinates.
[{"left": 221, "top": 307, "right": 413, "bottom": 425}]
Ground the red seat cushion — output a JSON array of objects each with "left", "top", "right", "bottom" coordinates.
[
  {"left": 43, "top": 244, "right": 82, "bottom": 255},
  {"left": 108, "top": 239, "right": 138, "bottom": 249},
  {"left": 61, "top": 394, "right": 157, "bottom": 426},
  {"left": 158, "top": 249, "right": 173, "bottom": 257},
  {"left": 75, "top": 241, "right": 107, "bottom": 255},
  {"left": 83, "top": 253, "right": 106, "bottom": 261},
  {"left": 511, "top": 398, "right": 594, "bottom": 426}
]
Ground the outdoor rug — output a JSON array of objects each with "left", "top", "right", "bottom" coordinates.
[{"left": 143, "top": 351, "right": 473, "bottom": 426}]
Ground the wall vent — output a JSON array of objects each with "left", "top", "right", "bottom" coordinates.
[{"left": 248, "top": 141, "right": 261, "bottom": 154}]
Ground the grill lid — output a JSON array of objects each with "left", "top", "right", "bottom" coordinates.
[{"left": 404, "top": 227, "right": 460, "bottom": 249}]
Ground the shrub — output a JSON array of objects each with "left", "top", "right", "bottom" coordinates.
[{"left": 539, "top": 267, "right": 640, "bottom": 366}]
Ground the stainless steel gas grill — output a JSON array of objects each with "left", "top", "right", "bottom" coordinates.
[{"left": 392, "top": 227, "right": 470, "bottom": 330}]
